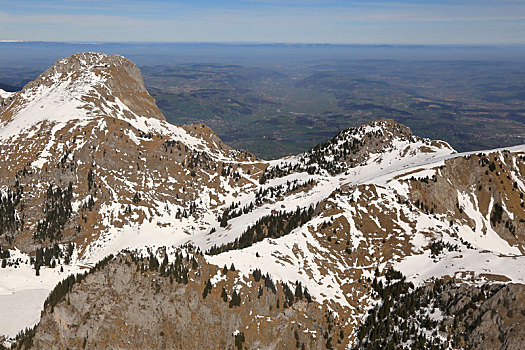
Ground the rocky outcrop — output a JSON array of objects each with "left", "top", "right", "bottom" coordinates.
[
  {"left": 407, "top": 151, "right": 525, "bottom": 252},
  {"left": 24, "top": 250, "right": 337, "bottom": 350}
]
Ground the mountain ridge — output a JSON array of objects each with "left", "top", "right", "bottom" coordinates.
[{"left": 1, "top": 52, "right": 525, "bottom": 349}]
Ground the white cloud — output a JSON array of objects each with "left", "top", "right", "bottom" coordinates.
[{"left": 0, "top": 1, "right": 524, "bottom": 44}]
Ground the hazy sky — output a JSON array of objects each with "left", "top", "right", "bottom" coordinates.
[{"left": 1, "top": 0, "right": 524, "bottom": 44}]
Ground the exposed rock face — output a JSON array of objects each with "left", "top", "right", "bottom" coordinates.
[
  {"left": 28, "top": 251, "right": 336, "bottom": 350},
  {"left": 407, "top": 151, "right": 525, "bottom": 253},
  {"left": 467, "top": 284, "right": 525, "bottom": 350}
]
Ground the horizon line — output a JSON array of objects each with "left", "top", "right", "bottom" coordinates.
[{"left": 2, "top": 40, "right": 525, "bottom": 48}]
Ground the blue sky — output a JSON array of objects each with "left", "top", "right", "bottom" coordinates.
[{"left": 0, "top": 0, "right": 524, "bottom": 44}]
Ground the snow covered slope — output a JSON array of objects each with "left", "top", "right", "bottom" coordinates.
[
  {"left": 2, "top": 52, "right": 525, "bottom": 345},
  {"left": 0, "top": 89, "right": 13, "bottom": 99}
]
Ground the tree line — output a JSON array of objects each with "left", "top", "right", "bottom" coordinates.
[{"left": 207, "top": 205, "right": 315, "bottom": 255}]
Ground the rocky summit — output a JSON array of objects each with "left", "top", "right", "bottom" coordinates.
[{"left": 1, "top": 53, "right": 525, "bottom": 349}]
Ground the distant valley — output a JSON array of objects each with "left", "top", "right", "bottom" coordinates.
[{"left": 2, "top": 43, "right": 525, "bottom": 160}]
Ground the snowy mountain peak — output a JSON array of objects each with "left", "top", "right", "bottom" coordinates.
[
  {"left": 0, "top": 52, "right": 166, "bottom": 141},
  {"left": 25, "top": 52, "right": 148, "bottom": 98},
  {"left": 263, "top": 119, "right": 454, "bottom": 181},
  {"left": 339, "top": 118, "right": 412, "bottom": 138},
  {"left": 314, "top": 118, "right": 453, "bottom": 156}
]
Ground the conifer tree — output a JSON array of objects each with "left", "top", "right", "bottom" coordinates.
[{"left": 229, "top": 290, "right": 241, "bottom": 307}]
